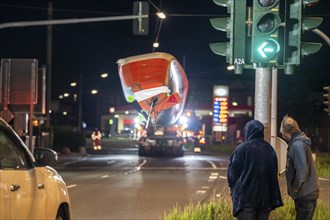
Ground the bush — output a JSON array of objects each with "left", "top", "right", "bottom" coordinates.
[
  {"left": 316, "top": 153, "right": 330, "bottom": 178},
  {"left": 164, "top": 193, "right": 330, "bottom": 220},
  {"left": 52, "top": 126, "right": 86, "bottom": 152}
]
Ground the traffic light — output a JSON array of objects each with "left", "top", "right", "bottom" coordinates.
[
  {"left": 284, "top": 0, "right": 323, "bottom": 75},
  {"left": 324, "top": 86, "right": 330, "bottom": 115},
  {"left": 251, "top": 0, "right": 281, "bottom": 65},
  {"left": 209, "top": 0, "right": 247, "bottom": 74}
]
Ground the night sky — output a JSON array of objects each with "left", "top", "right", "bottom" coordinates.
[{"left": 0, "top": 0, "right": 329, "bottom": 128}]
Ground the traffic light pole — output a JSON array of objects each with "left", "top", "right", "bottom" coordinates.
[
  {"left": 271, "top": 67, "right": 278, "bottom": 148},
  {"left": 254, "top": 67, "right": 272, "bottom": 142}
]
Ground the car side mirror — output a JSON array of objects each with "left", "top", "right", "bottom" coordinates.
[{"left": 34, "top": 148, "right": 58, "bottom": 166}]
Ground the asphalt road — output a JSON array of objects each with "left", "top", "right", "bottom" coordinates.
[{"left": 55, "top": 151, "right": 229, "bottom": 219}]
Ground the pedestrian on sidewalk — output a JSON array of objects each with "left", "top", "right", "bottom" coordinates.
[
  {"left": 280, "top": 115, "right": 319, "bottom": 220},
  {"left": 91, "top": 128, "right": 102, "bottom": 150},
  {"left": 228, "top": 120, "right": 283, "bottom": 220}
]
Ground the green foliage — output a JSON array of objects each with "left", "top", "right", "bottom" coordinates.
[
  {"left": 163, "top": 197, "right": 234, "bottom": 220},
  {"left": 164, "top": 194, "right": 330, "bottom": 220},
  {"left": 271, "top": 194, "right": 330, "bottom": 220},
  {"left": 52, "top": 126, "right": 86, "bottom": 152},
  {"left": 316, "top": 153, "right": 330, "bottom": 178}
]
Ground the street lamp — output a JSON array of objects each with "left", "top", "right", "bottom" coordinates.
[
  {"left": 70, "top": 82, "right": 77, "bottom": 87},
  {"left": 156, "top": 12, "right": 166, "bottom": 19},
  {"left": 91, "top": 89, "right": 98, "bottom": 94},
  {"left": 58, "top": 73, "right": 107, "bottom": 130},
  {"left": 100, "top": 73, "right": 108, "bottom": 78}
]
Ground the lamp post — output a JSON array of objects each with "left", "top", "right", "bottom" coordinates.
[
  {"left": 77, "top": 73, "right": 107, "bottom": 131},
  {"left": 69, "top": 75, "right": 83, "bottom": 131},
  {"left": 78, "top": 74, "right": 83, "bottom": 131}
]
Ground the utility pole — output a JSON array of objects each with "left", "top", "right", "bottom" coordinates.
[{"left": 46, "top": 1, "right": 53, "bottom": 128}]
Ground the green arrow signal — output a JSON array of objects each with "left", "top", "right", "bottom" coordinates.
[{"left": 257, "top": 39, "right": 280, "bottom": 60}]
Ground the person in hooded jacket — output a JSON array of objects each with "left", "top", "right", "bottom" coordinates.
[
  {"left": 280, "top": 115, "right": 319, "bottom": 220},
  {"left": 228, "top": 120, "right": 283, "bottom": 220}
]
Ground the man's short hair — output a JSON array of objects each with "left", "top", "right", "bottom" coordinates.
[{"left": 280, "top": 115, "right": 300, "bottom": 135}]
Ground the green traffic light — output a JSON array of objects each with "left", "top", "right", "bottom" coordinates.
[{"left": 256, "top": 39, "right": 280, "bottom": 60}]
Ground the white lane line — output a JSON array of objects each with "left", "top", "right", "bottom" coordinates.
[
  {"left": 101, "top": 175, "right": 109, "bottom": 179},
  {"left": 202, "top": 186, "right": 210, "bottom": 189},
  {"left": 67, "top": 184, "right": 77, "bottom": 189},
  {"left": 319, "top": 177, "right": 330, "bottom": 181},
  {"left": 135, "top": 159, "right": 147, "bottom": 171},
  {"left": 219, "top": 175, "right": 227, "bottom": 179},
  {"left": 207, "top": 160, "right": 218, "bottom": 169},
  {"left": 209, "top": 172, "right": 219, "bottom": 180},
  {"left": 107, "top": 160, "right": 115, "bottom": 164},
  {"left": 196, "top": 190, "right": 206, "bottom": 194}
]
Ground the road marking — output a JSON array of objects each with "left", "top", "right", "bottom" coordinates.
[
  {"left": 219, "top": 175, "right": 227, "bottom": 179},
  {"left": 202, "top": 186, "right": 210, "bottom": 189},
  {"left": 101, "top": 175, "right": 109, "bottom": 178},
  {"left": 206, "top": 160, "right": 218, "bottom": 169},
  {"left": 135, "top": 159, "right": 147, "bottom": 171},
  {"left": 61, "top": 166, "right": 228, "bottom": 171},
  {"left": 319, "top": 177, "right": 330, "bottom": 181},
  {"left": 107, "top": 160, "right": 115, "bottom": 164},
  {"left": 67, "top": 184, "right": 77, "bottom": 189},
  {"left": 209, "top": 172, "right": 219, "bottom": 180},
  {"left": 196, "top": 190, "right": 206, "bottom": 194}
]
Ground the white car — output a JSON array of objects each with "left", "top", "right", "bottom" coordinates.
[{"left": 0, "top": 118, "right": 71, "bottom": 220}]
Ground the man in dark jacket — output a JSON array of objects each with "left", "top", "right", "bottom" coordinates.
[
  {"left": 228, "top": 120, "right": 283, "bottom": 220},
  {"left": 280, "top": 115, "right": 319, "bottom": 220}
]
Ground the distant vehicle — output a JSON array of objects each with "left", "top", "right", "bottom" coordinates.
[
  {"left": 138, "top": 124, "right": 184, "bottom": 157},
  {"left": 193, "top": 130, "right": 206, "bottom": 153},
  {"left": 0, "top": 118, "right": 71, "bottom": 220}
]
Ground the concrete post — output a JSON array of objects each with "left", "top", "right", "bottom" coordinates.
[{"left": 254, "top": 67, "right": 271, "bottom": 143}]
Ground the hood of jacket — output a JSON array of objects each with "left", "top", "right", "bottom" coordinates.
[
  {"left": 243, "top": 120, "right": 264, "bottom": 141},
  {"left": 289, "top": 131, "right": 311, "bottom": 147}
]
